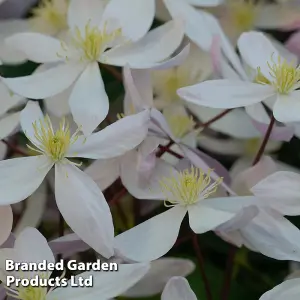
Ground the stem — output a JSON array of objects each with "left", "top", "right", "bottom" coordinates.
[
  {"left": 220, "top": 115, "right": 275, "bottom": 300},
  {"left": 158, "top": 144, "right": 183, "bottom": 159},
  {"left": 192, "top": 234, "right": 213, "bottom": 300},
  {"left": 101, "top": 64, "right": 123, "bottom": 81},
  {"left": 2, "top": 140, "right": 28, "bottom": 156},
  {"left": 197, "top": 109, "right": 233, "bottom": 129}
]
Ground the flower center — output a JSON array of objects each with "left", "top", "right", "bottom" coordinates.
[
  {"left": 30, "top": 0, "right": 68, "bottom": 35},
  {"left": 164, "top": 113, "right": 195, "bottom": 139},
  {"left": 229, "top": 0, "right": 256, "bottom": 32},
  {"left": 70, "top": 20, "right": 122, "bottom": 62},
  {"left": 159, "top": 167, "right": 223, "bottom": 207},
  {"left": 26, "top": 115, "right": 80, "bottom": 163}
]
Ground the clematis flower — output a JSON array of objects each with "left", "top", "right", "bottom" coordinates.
[
  {"left": 0, "top": 100, "right": 149, "bottom": 258},
  {"left": 179, "top": 31, "right": 300, "bottom": 125},
  {"left": 0, "top": 227, "right": 150, "bottom": 300},
  {"left": 0, "top": 205, "right": 12, "bottom": 246},
  {"left": 114, "top": 160, "right": 256, "bottom": 262},
  {"left": 2, "top": 0, "right": 184, "bottom": 135},
  {"left": 161, "top": 277, "right": 198, "bottom": 300},
  {"left": 258, "top": 277, "right": 300, "bottom": 300}
]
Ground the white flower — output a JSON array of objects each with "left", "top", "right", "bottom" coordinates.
[
  {"left": 2, "top": 0, "right": 184, "bottom": 135},
  {"left": 114, "top": 161, "right": 253, "bottom": 262},
  {"left": 0, "top": 205, "right": 12, "bottom": 246},
  {"left": 0, "top": 227, "right": 150, "bottom": 300},
  {"left": 178, "top": 31, "right": 300, "bottom": 124},
  {"left": 0, "top": 101, "right": 149, "bottom": 258}
]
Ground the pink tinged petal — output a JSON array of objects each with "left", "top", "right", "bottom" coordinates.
[
  {"left": 5, "top": 33, "right": 62, "bottom": 63},
  {"left": 178, "top": 79, "right": 275, "bottom": 109},
  {"left": 286, "top": 32, "right": 300, "bottom": 57},
  {"left": 162, "top": 277, "right": 197, "bottom": 300},
  {"left": 101, "top": 0, "right": 155, "bottom": 42},
  {"left": 241, "top": 209, "right": 300, "bottom": 261},
  {"left": 69, "top": 62, "right": 109, "bottom": 136},
  {"left": 122, "top": 258, "right": 195, "bottom": 298},
  {"left": 55, "top": 164, "right": 114, "bottom": 258},
  {"left": 67, "top": 0, "right": 106, "bottom": 33},
  {"left": 188, "top": 202, "right": 235, "bottom": 234},
  {"left": 1, "top": 234, "right": 15, "bottom": 248},
  {"left": 0, "top": 206, "right": 12, "bottom": 246},
  {"left": 13, "top": 183, "right": 47, "bottom": 237},
  {"left": 114, "top": 206, "right": 187, "bottom": 262},
  {"left": 273, "top": 92, "right": 300, "bottom": 123},
  {"left": 0, "top": 112, "right": 20, "bottom": 140},
  {"left": 251, "top": 171, "right": 300, "bottom": 216},
  {"left": 68, "top": 110, "right": 150, "bottom": 159},
  {"left": 259, "top": 278, "right": 300, "bottom": 300},
  {"left": 150, "top": 108, "right": 174, "bottom": 139},
  {"left": 102, "top": 19, "right": 185, "bottom": 68},
  {"left": 1, "top": 63, "right": 85, "bottom": 99},
  {"left": 48, "top": 263, "right": 150, "bottom": 300},
  {"left": 238, "top": 32, "right": 280, "bottom": 81},
  {"left": 49, "top": 233, "right": 90, "bottom": 258},
  {"left": 0, "top": 156, "right": 53, "bottom": 205},
  {"left": 84, "top": 158, "right": 120, "bottom": 191},
  {"left": 120, "top": 151, "right": 170, "bottom": 200}
]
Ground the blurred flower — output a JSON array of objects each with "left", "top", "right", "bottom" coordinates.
[{"left": 0, "top": 205, "right": 12, "bottom": 246}]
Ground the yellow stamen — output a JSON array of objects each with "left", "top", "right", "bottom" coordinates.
[
  {"left": 164, "top": 113, "right": 195, "bottom": 139},
  {"left": 159, "top": 167, "right": 223, "bottom": 207},
  {"left": 30, "top": 0, "right": 68, "bottom": 35},
  {"left": 26, "top": 115, "right": 80, "bottom": 163},
  {"left": 253, "top": 67, "right": 271, "bottom": 85},
  {"left": 69, "top": 20, "right": 122, "bottom": 62}
]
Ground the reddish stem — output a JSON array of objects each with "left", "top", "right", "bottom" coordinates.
[{"left": 2, "top": 140, "right": 28, "bottom": 156}]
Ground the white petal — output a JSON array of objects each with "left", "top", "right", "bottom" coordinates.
[
  {"left": 0, "top": 112, "right": 20, "bottom": 140},
  {"left": 0, "top": 81, "right": 23, "bottom": 116},
  {"left": 101, "top": 0, "right": 155, "bottom": 41},
  {"left": 102, "top": 20, "right": 184, "bottom": 68},
  {"left": 1, "top": 63, "right": 85, "bottom": 99},
  {"left": 123, "top": 258, "right": 195, "bottom": 297},
  {"left": 20, "top": 101, "right": 44, "bottom": 145},
  {"left": 0, "top": 156, "right": 53, "bottom": 205},
  {"left": 178, "top": 80, "right": 275, "bottom": 109},
  {"left": 69, "top": 62, "right": 109, "bottom": 135},
  {"left": 162, "top": 277, "right": 197, "bottom": 300},
  {"left": 49, "top": 263, "right": 150, "bottom": 300},
  {"left": 55, "top": 164, "right": 114, "bottom": 258},
  {"left": 13, "top": 182, "right": 47, "bottom": 236},
  {"left": 259, "top": 278, "right": 300, "bottom": 300},
  {"left": 251, "top": 171, "right": 300, "bottom": 216},
  {"left": 84, "top": 158, "right": 120, "bottom": 191},
  {"left": 68, "top": 0, "right": 106, "bottom": 33},
  {"left": 188, "top": 201, "right": 235, "bottom": 234},
  {"left": 273, "top": 92, "right": 300, "bottom": 123},
  {"left": 187, "top": 0, "right": 222, "bottom": 5},
  {"left": 114, "top": 206, "right": 187, "bottom": 262},
  {"left": 0, "top": 206, "right": 12, "bottom": 246},
  {"left": 68, "top": 111, "right": 149, "bottom": 159},
  {"left": 5, "top": 33, "right": 62, "bottom": 63},
  {"left": 238, "top": 31, "right": 279, "bottom": 80}
]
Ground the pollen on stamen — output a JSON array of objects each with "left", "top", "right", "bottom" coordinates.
[{"left": 159, "top": 167, "right": 223, "bottom": 207}]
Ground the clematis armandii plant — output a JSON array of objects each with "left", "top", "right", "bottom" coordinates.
[
  {"left": 215, "top": 156, "right": 300, "bottom": 261},
  {"left": 0, "top": 100, "right": 150, "bottom": 259},
  {"left": 0, "top": 227, "right": 150, "bottom": 300},
  {"left": 1, "top": 0, "right": 185, "bottom": 135}
]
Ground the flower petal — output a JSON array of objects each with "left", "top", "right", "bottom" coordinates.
[
  {"left": 102, "top": 19, "right": 184, "bottom": 68},
  {"left": 0, "top": 206, "right": 12, "bottom": 246},
  {"left": 122, "top": 258, "right": 195, "bottom": 298},
  {"left": 273, "top": 92, "right": 300, "bottom": 123},
  {"left": 1, "top": 63, "right": 84, "bottom": 99},
  {"left": 0, "top": 112, "right": 20, "bottom": 140},
  {"left": 162, "top": 277, "right": 197, "bottom": 300},
  {"left": 68, "top": 110, "right": 149, "bottom": 159},
  {"left": 101, "top": 0, "right": 155, "bottom": 41},
  {"left": 67, "top": 0, "right": 106, "bottom": 33},
  {"left": 251, "top": 171, "right": 300, "bottom": 216},
  {"left": 188, "top": 202, "right": 235, "bottom": 234},
  {"left": 178, "top": 79, "right": 275, "bottom": 109},
  {"left": 69, "top": 62, "right": 109, "bottom": 135},
  {"left": 55, "top": 164, "right": 114, "bottom": 258},
  {"left": 0, "top": 156, "right": 53, "bottom": 205},
  {"left": 115, "top": 206, "right": 187, "bottom": 262},
  {"left": 48, "top": 263, "right": 150, "bottom": 300},
  {"left": 5, "top": 33, "right": 62, "bottom": 63},
  {"left": 238, "top": 31, "right": 279, "bottom": 80},
  {"left": 85, "top": 158, "right": 120, "bottom": 191}
]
